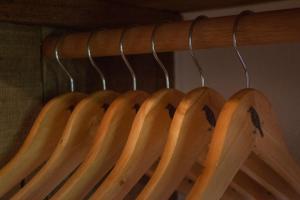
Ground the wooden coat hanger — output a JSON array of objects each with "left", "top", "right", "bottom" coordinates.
[
  {"left": 186, "top": 89, "right": 300, "bottom": 200},
  {"left": 186, "top": 161, "right": 276, "bottom": 200},
  {"left": 139, "top": 88, "right": 254, "bottom": 200},
  {"left": 176, "top": 162, "right": 272, "bottom": 200},
  {"left": 51, "top": 90, "right": 148, "bottom": 200},
  {"left": 0, "top": 92, "right": 85, "bottom": 198},
  {"left": 186, "top": 11, "right": 300, "bottom": 200},
  {"left": 11, "top": 34, "right": 120, "bottom": 200},
  {"left": 0, "top": 37, "right": 88, "bottom": 198},
  {"left": 136, "top": 16, "right": 274, "bottom": 200},
  {"left": 90, "top": 88, "right": 183, "bottom": 200},
  {"left": 89, "top": 25, "right": 184, "bottom": 200},
  {"left": 12, "top": 90, "right": 118, "bottom": 200},
  {"left": 50, "top": 30, "right": 150, "bottom": 200}
]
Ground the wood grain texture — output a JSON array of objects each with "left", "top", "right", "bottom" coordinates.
[
  {"left": 136, "top": 87, "right": 225, "bottom": 200},
  {"left": 43, "top": 8, "right": 300, "bottom": 58},
  {"left": 221, "top": 187, "right": 250, "bottom": 200},
  {"left": 51, "top": 91, "right": 148, "bottom": 200},
  {"left": 11, "top": 91, "right": 118, "bottom": 200},
  {"left": 0, "top": 93, "right": 85, "bottom": 198},
  {"left": 187, "top": 161, "right": 273, "bottom": 200},
  {"left": 187, "top": 89, "right": 300, "bottom": 200},
  {"left": 90, "top": 89, "right": 184, "bottom": 200},
  {"left": 0, "top": 23, "right": 176, "bottom": 200},
  {"left": 0, "top": 0, "right": 180, "bottom": 28},
  {"left": 231, "top": 170, "right": 276, "bottom": 200},
  {"left": 187, "top": 89, "right": 257, "bottom": 200},
  {"left": 242, "top": 153, "right": 300, "bottom": 199}
]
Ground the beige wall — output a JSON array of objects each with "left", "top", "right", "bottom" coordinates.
[{"left": 175, "top": 1, "right": 300, "bottom": 160}]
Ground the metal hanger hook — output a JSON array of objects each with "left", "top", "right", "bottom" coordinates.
[
  {"left": 188, "top": 15, "right": 207, "bottom": 87},
  {"left": 87, "top": 32, "right": 107, "bottom": 90},
  {"left": 54, "top": 35, "right": 75, "bottom": 92},
  {"left": 233, "top": 10, "right": 253, "bottom": 88},
  {"left": 151, "top": 23, "right": 170, "bottom": 89},
  {"left": 120, "top": 28, "right": 137, "bottom": 91}
]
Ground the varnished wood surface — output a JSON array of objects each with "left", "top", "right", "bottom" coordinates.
[
  {"left": 43, "top": 8, "right": 300, "bottom": 58},
  {"left": 186, "top": 89, "right": 300, "bottom": 200},
  {"left": 136, "top": 87, "right": 225, "bottom": 200},
  {"left": 51, "top": 91, "right": 148, "bottom": 200},
  {"left": 187, "top": 161, "right": 275, "bottom": 200},
  {"left": 231, "top": 170, "right": 276, "bottom": 200},
  {"left": 0, "top": 93, "right": 85, "bottom": 198},
  {"left": 242, "top": 153, "right": 300, "bottom": 199},
  {"left": 11, "top": 91, "right": 118, "bottom": 200},
  {"left": 90, "top": 89, "right": 184, "bottom": 200}
]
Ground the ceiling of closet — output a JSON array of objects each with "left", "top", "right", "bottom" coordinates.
[{"left": 0, "top": 0, "right": 287, "bottom": 28}]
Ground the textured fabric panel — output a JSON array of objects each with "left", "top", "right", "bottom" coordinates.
[{"left": 0, "top": 23, "right": 43, "bottom": 167}]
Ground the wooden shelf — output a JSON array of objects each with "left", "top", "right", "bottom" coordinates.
[
  {"left": 110, "top": 0, "right": 284, "bottom": 12},
  {"left": 0, "top": 0, "right": 288, "bottom": 28},
  {"left": 0, "top": 1, "right": 180, "bottom": 28}
]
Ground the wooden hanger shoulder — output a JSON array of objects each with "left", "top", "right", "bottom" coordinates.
[
  {"left": 187, "top": 89, "right": 300, "bottom": 200},
  {"left": 221, "top": 187, "right": 249, "bottom": 200},
  {"left": 136, "top": 87, "right": 225, "bottom": 200},
  {"left": 51, "top": 90, "right": 149, "bottom": 200},
  {"left": 231, "top": 170, "right": 277, "bottom": 200},
  {"left": 90, "top": 89, "right": 184, "bottom": 200},
  {"left": 11, "top": 91, "right": 118, "bottom": 200},
  {"left": 138, "top": 87, "right": 274, "bottom": 200},
  {"left": 0, "top": 92, "right": 85, "bottom": 198}
]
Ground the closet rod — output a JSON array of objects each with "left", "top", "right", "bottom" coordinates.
[{"left": 43, "top": 8, "right": 300, "bottom": 59}]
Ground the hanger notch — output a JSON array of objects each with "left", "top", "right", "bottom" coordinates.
[
  {"left": 102, "top": 103, "right": 110, "bottom": 112},
  {"left": 166, "top": 104, "right": 176, "bottom": 118},
  {"left": 248, "top": 106, "right": 264, "bottom": 137},
  {"left": 202, "top": 105, "right": 216, "bottom": 128},
  {"left": 133, "top": 104, "right": 140, "bottom": 113}
]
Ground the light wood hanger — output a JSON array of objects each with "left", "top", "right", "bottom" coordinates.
[
  {"left": 136, "top": 87, "right": 273, "bottom": 200},
  {"left": 180, "top": 167, "right": 257, "bottom": 200},
  {"left": 89, "top": 25, "right": 185, "bottom": 200},
  {"left": 186, "top": 12, "right": 300, "bottom": 199},
  {"left": 49, "top": 30, "right": 150, "bottom": 200},
  {"left": 136, "top": 16, "right": 275, "bottom": 199},
  {"left": 187, "top": 161, "right": 276, "bottom": 200},
  {"left": 11, "top": 90, "right": 118, "bottom": 200},
  {"left": 136, "top": 87, "right": 224, "bottom": 200},
  {"left": 186, "top": 89, "right": 300, "bottom": 200},
  {"left": 11, "top": 34, "right": 120, "bottom": 200},
  {"left": 143, "top": 139, "right": 255, "bottom": 200},
  {"left": 0, "top": 36, "right": 88, "bottom": 198},
  {"left": 0, "top": 92, "right": 85, "bottom": 197},
  {"left": 51, "top": 90, "right": 148, "bottom": 200},
  {"left": 135, "top": 16, "right": 225, "bottom": 199},
  {"left": 90, "top": 88, "right": 183, "bottom": 200}
]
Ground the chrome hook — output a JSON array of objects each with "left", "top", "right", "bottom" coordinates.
[
  {"left": 151, "top": 24, "right": 170, "bottom": 88},
  {"left": 188, "top": 16, "right": 207, "bottom": 87},
  {"left": 233, "top": 11, "right": 253, "bottom": 88},
  {"left": 87, "top": 32, "right": 107, "bottom": 90},
  {"left": 54, "top": 35, "right": 75, "bottom": 92},
  {"left": 120, "top": 28, "right": 137, "bottom": 91}
]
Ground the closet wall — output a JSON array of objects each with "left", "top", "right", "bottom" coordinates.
[
  {"left": 0, "top": 24, "right": 43, "bottom": 167},
  {"left": 175, "top": 1, "right": 300, "bottom": 160}
]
